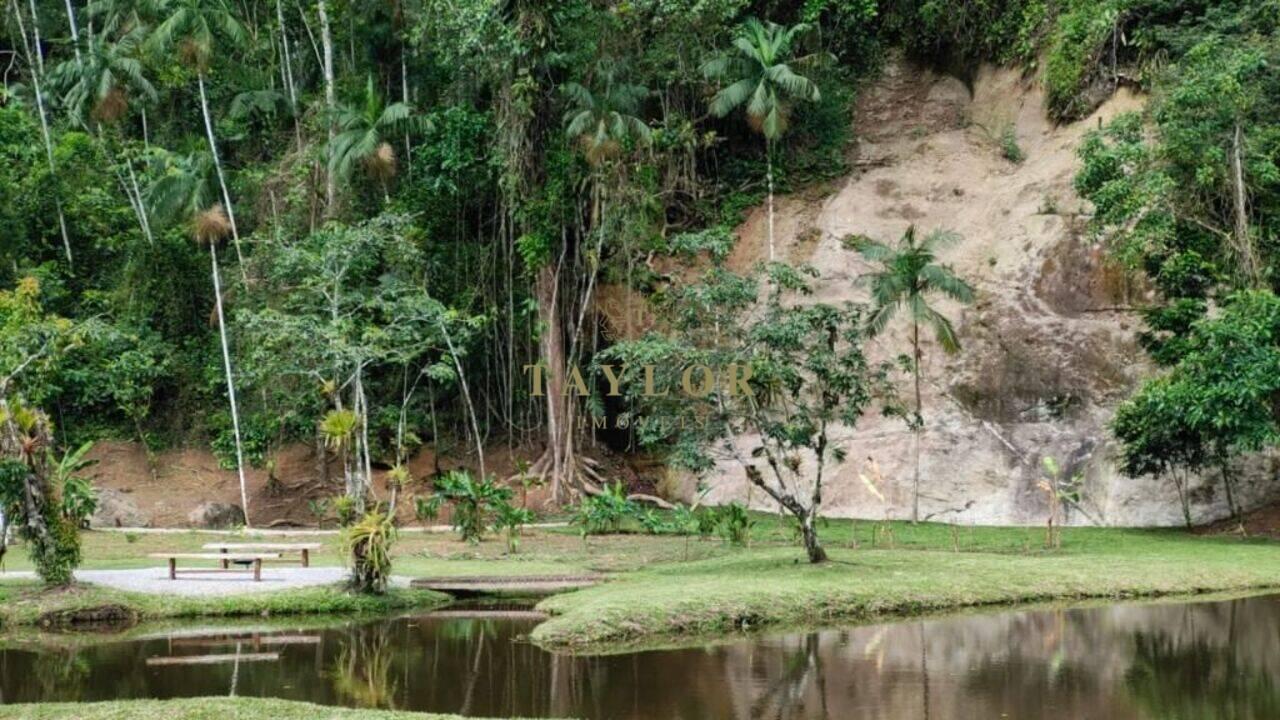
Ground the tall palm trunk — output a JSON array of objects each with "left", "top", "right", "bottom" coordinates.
[
  {"left": 209, "top": 242, "right": 252, "bottom": 527},
  {"left": 911, "top": 316, "right": 922, "bottom": 524},
  {"left": 197, "top": 72, "right": 244, "bottom": 267},
  {"left": 317, "top": 0, "right": 337, "bottom": 213},
  {"left": 13, "top": 0, "right": 73, "bottom": 267},
  {"left": 765, "top": 137, "right": 775, "bottom": 262},
  {"left": 61, "top": 0, "right": 81, "bottom": 62},
  {"left": 276, "top": 0, "right": 304, "bottom": 153}
]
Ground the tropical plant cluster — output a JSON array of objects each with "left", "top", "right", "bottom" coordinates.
[{"left": 2, "top": 0, "right": 1275, "bottom": 572}]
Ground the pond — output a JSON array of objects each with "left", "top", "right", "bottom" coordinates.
[{"left": 1, "top": 594, "right": 1278, "bottom": 719}]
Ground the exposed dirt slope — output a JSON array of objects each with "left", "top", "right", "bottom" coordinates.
[{"left": 690, "top": 57, "right": 1278, "bottom": 526}]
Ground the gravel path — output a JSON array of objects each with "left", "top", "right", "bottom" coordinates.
[{"left": 0, "top": 567, "right": 410, "bottom": 597}]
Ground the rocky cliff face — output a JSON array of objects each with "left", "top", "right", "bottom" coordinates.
[{"left": 691, "top": 58, "right": 1278, "bottom": 526}]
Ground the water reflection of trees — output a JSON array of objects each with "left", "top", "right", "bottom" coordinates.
[
  {"left": 331, "top": 623, "right": 399, "bottom": 709},
  {"left": 1125, "top": 634, "right": 1280, "bottom": 720}
]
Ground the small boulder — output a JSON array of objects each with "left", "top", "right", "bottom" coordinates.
[
  {"left": 187, "top": 501, "right": 245, "bottom": 529},
  {"left": 91, "top": 488, "right": 151, "bottom": 528}
]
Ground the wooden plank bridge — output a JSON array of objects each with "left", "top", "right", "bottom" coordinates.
[{"left": 410, "top": 574, "right": 604, "bottom": 597}]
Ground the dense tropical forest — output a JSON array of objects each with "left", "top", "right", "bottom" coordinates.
[{"left": 2, "top": 0, "right": 1280, "bottom": 568}]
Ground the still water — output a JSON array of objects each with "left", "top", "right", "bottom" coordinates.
[{"left": 2, "top": 594, "right": 1278, "bottom": 719}]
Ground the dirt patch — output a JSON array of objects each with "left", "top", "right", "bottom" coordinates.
[{"left": 86, "top": 439, "right": 660, "bottom": 529}]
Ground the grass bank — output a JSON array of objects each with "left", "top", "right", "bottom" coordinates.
[
  {"left": 0, "top": 697, "right": 486, "bottom": 719},
  {"left": 0, "top": 581, "right": 447, "bottom": 628},
  {"left": 532, "top": 525, "right": 1280, "bottom": 651}
]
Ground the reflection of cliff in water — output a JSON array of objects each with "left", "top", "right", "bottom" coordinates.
[{"left": 1, "top": 595, "right": 1279, "bottom": 719}]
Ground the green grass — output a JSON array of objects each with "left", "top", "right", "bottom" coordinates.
[
  {"left": 5, "top": 515, "right": 1280, "bottom": 651},
  {"left": 0, "top": 697, "right": 490, "bottom": 719},
  {"left": 531, "top": 523, "right": 1280, "bottom": 650},
  {"left": 0, "top": 581, "right": 447, "bottom": 628}
]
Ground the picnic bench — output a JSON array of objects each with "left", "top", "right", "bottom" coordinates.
[
  {"left": 202, "top": 542, "right": 322, "bottom": 568},
  {"left": 149, "top": 553, "right": 280, "bottom": 581}
]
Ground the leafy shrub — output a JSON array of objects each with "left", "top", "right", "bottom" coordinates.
[
  {"left": 715, "top": 502, "right": 754, "bottom": 546},
  {"left": 342, "top": 510, "right": 396, "bottom": 594},
  {"left": 431, "top": 470, "right": 513, "bottom": 543},
  {"left": 413, "top": 495, "right": 441, "bottom": 525},
  {"left": 493, "top": 503, "right": 535, "bottom": 553},
  {"left": 572, "top": 483, "right": 637, "bottom": 535},
  {"left": 696, "top": 507, "right": 719, "bottom": 538},
  {"left": 999, "top": 125, "right": 1025, "bottom": 163}
]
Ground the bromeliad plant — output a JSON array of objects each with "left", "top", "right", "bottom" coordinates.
[{"left": 343, "top": 509, "right": 396, "bottom": 594}]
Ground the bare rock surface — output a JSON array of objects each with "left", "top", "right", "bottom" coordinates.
[
  {"left": 90, "top": 488, "right": 151, "bottom": 529},
  {"left": 690, "top": 57, "right": 1278, "bottom": 527}
]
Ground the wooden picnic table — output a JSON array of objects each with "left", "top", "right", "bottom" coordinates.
[
  {"left": 201, "top": 542, "right": 322, "bottom": 568},
  {"left": 149, "top": 552, "right": 281, "bottom": 581}
]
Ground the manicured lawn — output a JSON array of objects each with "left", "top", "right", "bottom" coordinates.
[
  {"left": 531, "top": 524, "right": 1280, "bottom": 650},
  {"left": 0, "top": 697, "right": 491, "bottom": 719},
  {"left": 0, "top": 581, "right": 446, "bottom": 628}
]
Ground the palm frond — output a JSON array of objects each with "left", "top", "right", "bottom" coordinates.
[
  {"left": 920, "top": 263, "right": 975, "bottom": 304},
  {"left": 709, "top": 78, "right": 756, "bottom": 117},
  {"left": 922, "top": 301, "right": 962, "bottom": 354}
]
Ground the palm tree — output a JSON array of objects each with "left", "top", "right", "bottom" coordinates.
[
  {"left": 11, "top": 0, "right": 73, "bottom": 266},
  {"left": 52, "top": 29, "right": 156, "bottom": 126},
  {"left": 849, "top": 225, "right": 975, "bottom": 523},
  {"left": 702, "top": 18, "right": 822, "bottom": 262},
  {"left": 329, "top": 75, "right": 421, "bottom": 200},
  {"left": 147, "top": 150, "right": 254, "bottom": 527},
  {"left": 146, "top": 0, "right": 249, "bottom": 264},
  {"left": 562, "top": 64, "right": 651, "bottom": 166},
  {"left": 50, "top": 29, "right": 158, "bottom": 244}
]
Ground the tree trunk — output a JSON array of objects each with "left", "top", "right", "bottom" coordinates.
[
  {"left": 1230, "top": 122, "right": 1259, "bottom": 286},
  {"left": 765, "top": 137, "right": 775, "bottom": 262},
  {"left": 438, "top": 315, "right": 486, "bottom": 481},
  {"left": 911, "top": 316, "right": 923, "bottom": 523},
  {"left": 317, "top": 0, "right": 337, "bottom": 213},
  {"left": 800, "top": 509, "right": 827, "bottom": 563},
  {"left": 197, "top": 72, "right": 244, "bottom": 267},
  {"left": 1218, "top": 456, "right": 1243, "bottom": 532},
  {"left": 1172, "top": 469, "right": 1192, "bottom": 530},
  {"left": 61, "top": 0, "right": 81, "bottom": 62},
  {"left": 210, "top": 243, "right": 252, "bottom": 527},
  {"left": 13, "top": 0, "right": 73, "bottom": 267},
  {"left": 536, "top": 262, "right": 571, "bottom": 502}
]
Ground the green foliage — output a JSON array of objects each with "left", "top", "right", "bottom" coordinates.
[
  {"left": 702, "top": 18, "right": 825, "bottom": 141},
  {"left": 999, "top": 125, "right": 1024, "bottom": 163},
  {"left": 412, "top": 495, "right": 441, "bottom": 525},
  {"left": 1114, "top": 291, "right": 1280, "bottom": 526},
  {"left": 341, "top": 510, "right": 397, "bottom": 594},
  {"left": 50, "top": 442, "right": 100, "bottom": 529},
  {"left": 714, "top": 501, "right": 754, "bottom": 546},
  {"left": 430, "top": 470, "right": 513, "bottom": 543},
  {"left": 572, "top": 482, "right": 637, "bottom": 535},
  {"left": 603, "top": 263, "right": 897, "bottom": 562},
  {"left": 493, "top": 502, "right": 536, "bottom": 553},
  {"left": 849, "top": 225, "right": 975, "bottom": 357},
  {"left": 332, "top": 495, "right": 358, "bottom": 528},
  {"left": 307, "top": 498, "right": 332, "bottom": 528},
  {"left": 570, "top": 488, "right": 619, "bottom": 537}
]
